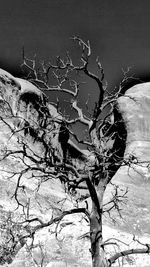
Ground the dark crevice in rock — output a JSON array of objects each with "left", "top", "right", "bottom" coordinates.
[{"left": 102, "top": 104, "right": 128, "bottom": 182}]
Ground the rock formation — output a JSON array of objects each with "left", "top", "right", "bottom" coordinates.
[
  {"left": 0, "top": 69, "right": 95, "bottom": 266},
  {"left": 0, "top": 68, "right": 150, "bottom": 266},
  {"left": 112, "top": 82, "right": 150, "bottom": 185},
  {"left": 118, "top": 82, "right": 150, "bottom": 162},
  {"left": 108, "top": 83, "right": 150, "bottom": 247}
]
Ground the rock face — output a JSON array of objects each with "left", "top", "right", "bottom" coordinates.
[
  {"left": 109, "top": 82, "right": 150, "bottom": 241},
  {"left": 0, "top": 69, "right": 93, "bottom": 267},
  {"left": 113, "top": 82, "right": 150, "bottom": 184},
  {"left": 0, "top": 69, "right": 65, "bottom": 208},
  {"left": 118, "top": 82, "right": 150, "bottom": 162},
  {"left": 0, "top": 69, "right": 150, "bottom": 266}
]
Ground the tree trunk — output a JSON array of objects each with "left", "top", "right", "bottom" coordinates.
[
  {"left": 90, "top": 205, "right": 108, "bottom": 267},
  {"left": 89, "top": 184, "right": 109, "bottom": 267}
]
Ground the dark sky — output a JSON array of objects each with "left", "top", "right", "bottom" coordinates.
[{"left": 1, "top": 0, "right": 150, "bottom": 88}]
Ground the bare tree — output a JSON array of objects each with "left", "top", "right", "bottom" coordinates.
[{"left": 0, "top": 37, "right": 150, "bottom": 267}]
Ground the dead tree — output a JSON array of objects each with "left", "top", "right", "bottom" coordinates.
[{"left": 0, "top": 38, "right": 149, "bottom": 267}]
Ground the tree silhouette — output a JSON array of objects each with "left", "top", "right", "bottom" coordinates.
[{"left": 0, "top": 38, "right": 149, "bottom": 267}]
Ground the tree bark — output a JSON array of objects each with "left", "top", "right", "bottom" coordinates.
[{"left": 90, "top": 188, "right": 108, "bottom": 267}]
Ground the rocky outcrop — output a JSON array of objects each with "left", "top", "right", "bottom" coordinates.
[
  {"left": 0, "top": 69, "right": 64, "bottom": 162},
  {"left": 0, "top": 69, "right": 89, "bottom": 166},
  {"left": 118, "top": 82, "right": 150, "bottom": 162},
  {"left": 108, "top": 82, "right": 150, "bottom": 241},
  {"left": 115, "top": 82, "right": 150, "bottom": 185},
  {"left": 1, "top": 68, "right": 150, "bottom": 266}
]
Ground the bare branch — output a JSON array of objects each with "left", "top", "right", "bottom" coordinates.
[{"left": 108, "top": 246, "right": 150, "bottom": 266}]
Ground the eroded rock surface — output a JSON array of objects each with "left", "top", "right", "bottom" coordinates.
[
  {"left": 0, "top": 69, "right": 150, "bottom": 266},
  {"left": 118, "top": 82, "right": 150, "bottom": 161},
  {"left": 107, "top": 82, "right": 150, "bottom": 243},
  {"left": 0, "top": 69, "right": 94, "bottom": 267}
]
